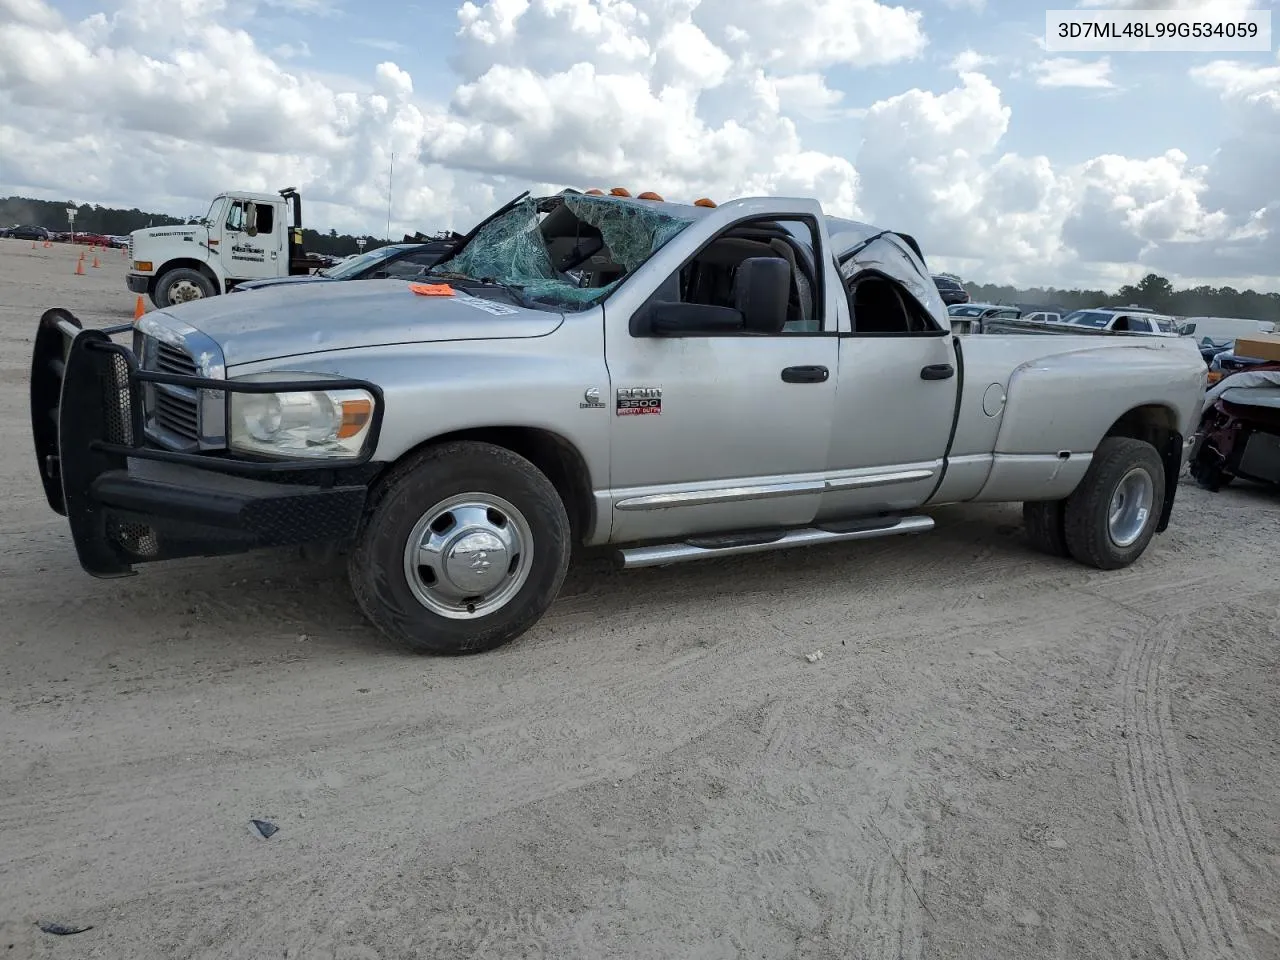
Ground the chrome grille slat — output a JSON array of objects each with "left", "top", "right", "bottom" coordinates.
[{"left": 141, "top": 336, "right": 201, "bottom": 448}]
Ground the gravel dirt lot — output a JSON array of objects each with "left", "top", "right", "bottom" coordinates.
[{"left": 1, "top": 238, "right": 1277, "bottom": 960}]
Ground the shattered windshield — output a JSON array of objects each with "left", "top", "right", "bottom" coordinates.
[{"left": 425, "top": 194, "right": 695, "bottom": 312}]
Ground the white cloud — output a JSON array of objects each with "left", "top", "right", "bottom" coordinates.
[
  {"left": 765, "top": 73, "right": 846, "bottom": 120},
  {"left": 0, "top": 0, "right": 1275, "bottom": 290},
  {"left": 950, "top": 49, "right": 993, "bottom": 73},
  {"left": 1031, "top": 57, "right": 1115, "bottom": 89}
]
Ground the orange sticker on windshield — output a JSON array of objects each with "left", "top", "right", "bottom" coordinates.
[{"left": 408, "top": 282, "right": 455, "bottom": 296}]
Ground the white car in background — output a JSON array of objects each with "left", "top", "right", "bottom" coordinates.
[{"left": 1060, "top": 307, "right": 1180, "bottom": 337}]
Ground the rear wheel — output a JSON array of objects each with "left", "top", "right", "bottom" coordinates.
[
  {"left": 154, "top": 267, "right": 215, "bottom": 308},
  {"left": 348, "top": 441, "right": 572, "bottom": 655},
  {"left": 1062, "top": 437, "right": 1165, "bottom": 570},
  {"left": 1022, "top": 500, "right": 1068, "bottom": 557}
]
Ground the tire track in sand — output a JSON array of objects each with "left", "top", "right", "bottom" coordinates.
[
  {"left": 1117, "top": 616, "right": 1255, "bottom": 960},
  {"left": 744, "top": 699, "right": 925, "bottom": 960}
]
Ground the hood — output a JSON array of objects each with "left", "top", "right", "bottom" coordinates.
[
  {"left": 131, "top": 223, "right": 209, "bottom": 248},
  {"left": 234, "top": 274, "right": 333, "bottom": 292},
  {"left": 153, "top": 278, "right": 566, "bottom": 367}
]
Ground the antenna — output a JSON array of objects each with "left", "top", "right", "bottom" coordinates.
[{"left": 386, "top": 151, "right": 394, "bottom": 241}]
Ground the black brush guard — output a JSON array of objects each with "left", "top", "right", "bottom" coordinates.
[{"left": 30, "top": 309, "right": 383, "bottom": 578}]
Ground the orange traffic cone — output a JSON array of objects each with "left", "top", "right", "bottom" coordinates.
[
  {"left": 75, "top": 259, "right": 84, "bottom": 276},
  {"left": 78, "top": 249, "right": 85, "bottom": 261},
  {"left": 92, "top": 254, "right": 100, "bottom": 268},
  {"left": 133, "top": 295, "right": 146, "bottom": 320},
  {"left": 31, "top": 240, "right": 37, "bottom": 249}
]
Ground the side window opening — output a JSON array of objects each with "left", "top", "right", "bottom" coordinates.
[
  {"left": 847, "top": 274, "right": 937, "bottom": 335},
  {"left": 254, "top": 204, "right": 275, "bottom": 234},
  {"left": 662, "top": 218, "right": 821, "bottom": 333},
  {"left": 225, "top": 201, "right": 245, "bottom": 232}
]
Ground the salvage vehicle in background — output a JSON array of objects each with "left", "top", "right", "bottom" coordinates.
[
  {"left": 932, "top": 274, "right": 970, "bottom": 305},
  {"left": 30, "top": 187, "right": 1206, "bottom": 655},
  {"left": 231, "top": 239, "right": 456, "bottom": 293},
  {"left": 125, "top": 187, "right": 315, "bottom": 308},
  {"left": 1189, "top": 365, "right": 1280, "bottom": 491},
  {"left": 1061, "top": 307, "right": 1180, "bottom": 337},
  {"left": 1022, "top": 310, "right": 1061, "bottom": 324},
  {"left": 946, "top": 302, "right": 1021, "bottom": 335}
]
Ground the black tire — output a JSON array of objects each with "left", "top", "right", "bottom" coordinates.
[
  {"left": 1188, "top": 438, "right": 1233, "bottom": 491},
  {"left": 1022, "top": 499, "right": 1068, "bottom": 557},
  {"left": 348, "top": 441, "right": 572, "bottom": 655},
  {"left": 1062, "top": 437, "right": 1166, "bottom": 570},
  {"left": 154, "top": 267, "right": 215, "bottom": 308}
]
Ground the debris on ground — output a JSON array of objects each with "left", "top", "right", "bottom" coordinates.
[
  {"left": 249, "top": 819, "right": 279, "bottom": 840},
  {"left": 804, "top": 650, "right": 824, "bottom": 663},
  {"left": 37, "top": 921, "right": 93, "bottom": 936}
]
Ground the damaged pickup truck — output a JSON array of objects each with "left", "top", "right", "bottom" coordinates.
[{"left": 30, "top": 189, "right": 1208, "bottom": 654}]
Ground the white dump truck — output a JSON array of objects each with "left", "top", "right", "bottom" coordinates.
[{"left": 126, "top": 187, "right": 314, "bottom": 308}]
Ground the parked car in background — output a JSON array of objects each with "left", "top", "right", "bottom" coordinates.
[
  {"left": 1022, "top": 311, "right": 1061, "bottom": 324},
  {"left": 230, "top": 239, "right": 456, "bottom": 293},
  {"left": 932, "top": 274, "right": 970, "bottom": 305},
  {"left": 946, "top": 302, "right": 1020, "bottom": 335},
  {"left": 2, "top": 224, "right": 51, "bottom": 241},
  {"left": 1060, "top": 308, "right": 1179, "bottom": 337}
]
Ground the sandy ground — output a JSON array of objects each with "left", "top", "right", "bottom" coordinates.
[{"left": 0, "top": 237, "right": 1277, "bottom": 960}]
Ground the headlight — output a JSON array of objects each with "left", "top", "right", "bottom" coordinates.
[{"left": 228, "top": 372, "right": 376, "bottom": 459}]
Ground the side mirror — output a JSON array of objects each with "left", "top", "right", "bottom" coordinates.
[
  {"left": 650, "top": 302, "right": 744, "bottom": 336},
  {"left": 733, "top": 256, "right": 791, "bottom": 334},
  {"left": 245, "top": 203, "right": 259, "bottom": 237}
]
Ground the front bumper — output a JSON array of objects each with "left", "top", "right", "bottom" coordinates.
[
  {"left": 126, "top": 273, "right": 150, "bottom": 294},
  {"left": 30, "top": 309, "right": 383, "bottom": 578}
]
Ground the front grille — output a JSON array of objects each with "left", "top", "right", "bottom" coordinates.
[
  {"left": 155, "top": 341, "right": 198, "bottom": 377},
  {"left": 154, "top": 388, "right": 199, "bottom": 437},
  {"left": 141, "top": 336, "right": 201, "bottom": 448}
]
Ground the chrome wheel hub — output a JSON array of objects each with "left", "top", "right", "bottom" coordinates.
[
  {"left": 170, "top": 279, "right": 204, "bottom": 303},
  {"left": 403, "top": 493, "right": 533, "bottom": 619},
  {"left": 1108, "top": 467, "right": 1154, "bottom": 548}
]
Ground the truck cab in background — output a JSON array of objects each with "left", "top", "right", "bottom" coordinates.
[{"left": 126, "top": 187, "right": 310, "bottom": 308}]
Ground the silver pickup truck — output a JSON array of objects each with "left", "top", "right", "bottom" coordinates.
[{"left": 30, "top": 189, "right": 1207, "bottom": 654}]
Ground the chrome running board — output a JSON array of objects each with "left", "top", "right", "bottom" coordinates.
[{"left": 616, "top": 514, "right": 935, "bottom": 569}]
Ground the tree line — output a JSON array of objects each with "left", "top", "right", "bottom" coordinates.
[
  {"left": 962, "top": 272, "right": 1280, "bottom": 324},
  {"left": 5, "top": 195, "right": 1277, "bottom": 319}
]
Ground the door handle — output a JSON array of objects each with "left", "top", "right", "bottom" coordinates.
[
  {"left": 781, "top": 365, "right": 829, "bottom": 384},
  {"left": 920, "top": 363, "right": 955, "bottom": 381}
]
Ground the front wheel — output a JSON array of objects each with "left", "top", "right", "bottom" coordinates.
[
  {"left": 1062, "top": 437, "right": 1166, "bottom": 570},
  {"left": 154, "top": 267, "right": 215, "bottom": 308},
  {"left": 348, "top": 441, "right": 572, "bottom": 655}
]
